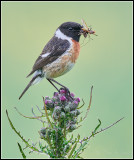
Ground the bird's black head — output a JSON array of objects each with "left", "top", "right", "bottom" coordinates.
[{"left": 58, "top": 22, "right": 83, "bottom": 42}]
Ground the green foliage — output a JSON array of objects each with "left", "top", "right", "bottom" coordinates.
[
  {"left": 6, "top": 87, "right": 124, "bottom": 159},
  {"left": 17, "top": 143, "right": 26, "bottom": 159},
  {"left": 92, "top": 119, "right": 101, "bottom": 135},
  {"left": 6, "top": 110, "right": 39, "bottom": 153}
]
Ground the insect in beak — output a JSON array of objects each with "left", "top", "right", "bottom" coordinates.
[{"left": 80, "top": 19, "right": 97, "bottom": 38}]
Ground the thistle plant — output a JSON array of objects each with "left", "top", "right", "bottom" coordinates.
[{"left": 6, "top": 86, "right": 124, "bottom": 159}]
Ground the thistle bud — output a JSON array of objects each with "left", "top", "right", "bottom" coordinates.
[
  {"left": 69, "top": 100, "right": 79, "bottom": 111},
  {"left": 44, "top": 99, "right": 54, "bottom": 110},
  {"left": 52, "top": 96, "right": 57, "bottom": 102},
  {"left": 68, "top": 124, "right": 76, "bottom": 132},
  {"left": 40, "top": 127, "right": 46, "bottom": 135},
  {"left": 47, "top": 129, "right": 52, "bottom": 136},
  {"left": 60, "top": 112, "right": 65, "bottom": 119},
  {"left": 45, "top": 96, "right": 50, "bottom": 100},
  {"left": 54, "top": 92, "right": 59, "bottom": 97},
  {"left": 54, "top": 106, "right": 62, "bottom": 114},
  {"left": 70, "top": 110, "right": 77, "bottom": 117},
  {"left": 52, "top": 112, "right": 59, "bottom": 120},
  {"left": 64, "top": 105, "right": 70, "bottom": 112},
  {"left": 71, "top": 118, "right": 77, "bottom": 124},
  {"left": 76, "top": 109, "right": 80, "bottom": 116},
  {"left": 39, "top": 127, "right": 47, "bottom": 138}
]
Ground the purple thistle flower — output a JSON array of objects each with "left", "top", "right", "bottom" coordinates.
[
  {"left": 60, "top": 89, "right": 66, "bottom": 94},
  {"left": 45, "top": 100, "right": 48, "bottom": 104},
  {"left": 74, "top": 100, "right": 78, "bottom": 105},
  {"left": 48, "top": 100, "right": 53, "bottom": 104},
  {"left": 54, "top": 92, "right": 59, "bottom": 96},
  {"left": 60, "top": 96, "right": 66, "bottom": 101},
  {"left": 52, "top": 96, "right": 56, "bottom": 99},
  {"left": 70, "top": 93, "right": 75, "bottom": 97},
  {"left": 45, "top": 100, "right": 53, "bottom": 107},
  {"left": 52, "top": 96, "right": 57, "bottom": 101},
  {"left": 76, "top": 97, "right": 80, "bottom": 102}
]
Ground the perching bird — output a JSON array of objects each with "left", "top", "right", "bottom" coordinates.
[{"left": 19, "top": 21, "right": 95, "bottom": 100}]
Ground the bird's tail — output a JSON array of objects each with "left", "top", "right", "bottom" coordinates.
[{"left": 19, "top": 74, "right": 41, "bottom": 100}]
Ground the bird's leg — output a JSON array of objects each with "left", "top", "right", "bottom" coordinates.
[
  {"left": 49, "top": 78, "right": 73, "bottom": 100},
  {"left": 49, "top": 78, "right": 68, "bottom": 90},
  {"left": 47, "top": 79, "right": 59, "bottom": 92},
  {"left": 49, "top": 78, "right": 70, "bottom": 93}
]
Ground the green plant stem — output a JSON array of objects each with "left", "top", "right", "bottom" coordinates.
[
  {"left": 43, "top": 97, "right": 53, "bottom": 128},
  {"left": 83, "top": 86, "right": 93, "bottom": 121},
  {"left": 6, "top": 110, "right": 40, "bottom": 153},
  {"left": 64, "top": 120, "right": 66, "bottom": 138},
  {"left": 15, "top": 107, "right": 44, "bottom": 119}
]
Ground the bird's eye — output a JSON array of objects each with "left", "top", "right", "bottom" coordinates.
[{"left": 68, "top": 27, "right": 73, "bottom": 30}]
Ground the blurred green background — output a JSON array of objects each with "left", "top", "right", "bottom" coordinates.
[{"left": 2, "top": 2, "right": 132, "bottom": 159}]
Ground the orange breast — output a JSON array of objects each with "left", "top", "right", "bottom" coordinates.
[
  {"left": 70, "top": 39, "right": 80, "bottom": 63},
  {"left": 43, "top": 39, "right": 80, "bottom": 78}
]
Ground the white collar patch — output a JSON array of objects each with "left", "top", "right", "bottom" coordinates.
[{"left": 55, "top": 29, "right": 72, "bottom": 43}]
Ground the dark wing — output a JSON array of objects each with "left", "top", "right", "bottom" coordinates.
[{"left": 27, "top": 36, "right": 70, "bottom": 77}]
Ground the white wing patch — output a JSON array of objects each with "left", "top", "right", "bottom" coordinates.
[{"left": 41, "top": 52, "right": 50, "bottom": 58}]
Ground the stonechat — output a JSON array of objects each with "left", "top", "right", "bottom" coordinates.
[{"left": 19, "top": 21, "right": 95, "bottom": 100}]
